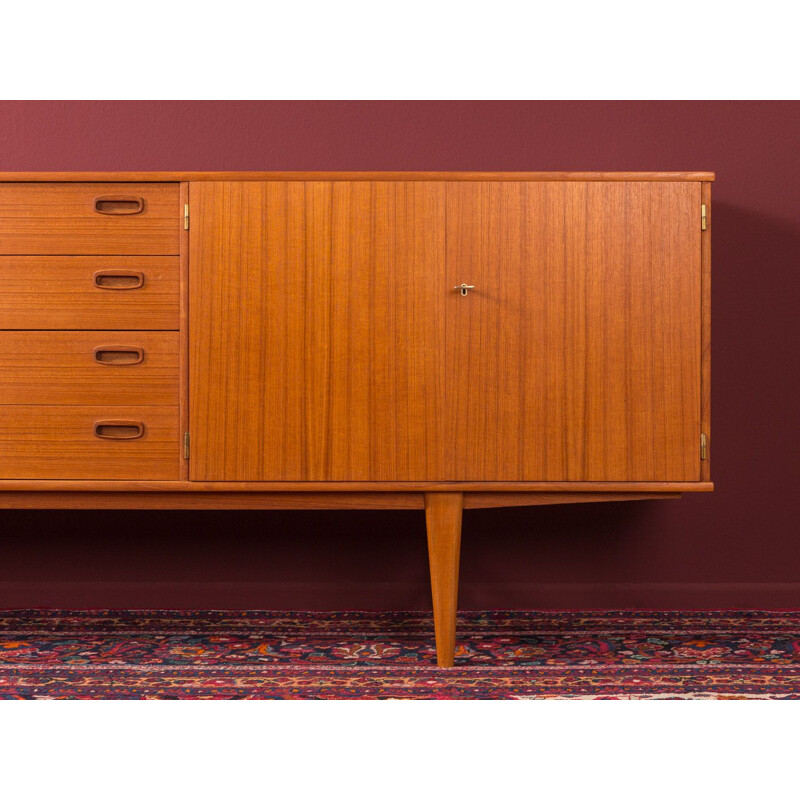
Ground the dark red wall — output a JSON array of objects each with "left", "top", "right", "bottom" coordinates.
[{"left": 2, "top": 101, "right": 799, "bottom": 609}]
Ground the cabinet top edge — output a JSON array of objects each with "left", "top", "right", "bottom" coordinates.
[{"left": 0, "top": 171, "right": 715, "bottom": 182}]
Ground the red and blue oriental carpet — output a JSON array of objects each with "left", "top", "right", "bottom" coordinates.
[{"left": 1, "top": 609, "right": 798, "bottom": 699}]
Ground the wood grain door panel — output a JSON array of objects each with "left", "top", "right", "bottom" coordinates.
[
  {"left": 0, "top": 183, "right": 180, "bottom": 255},
  {"left": 190, "top": 181, "right": 447, "bottom": 481},
  {"left": 445, "top": 181, "right": 701, "bottom": 481},
  {"left": 0, "top": 332, "right": 179, "bottom": 405},
  {"left": 0, "top": 405, "right": 180, "bottom": 479},
  {"left": 190, "top": 179, "right": 701, "bottom": 483},
  {"left": 0, "top": 256, "right": 179, "bottom": 329}
]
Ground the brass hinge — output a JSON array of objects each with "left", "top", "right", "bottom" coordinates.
[
  {"left": 184, "top": 432, "right": 190, "bottom": 459},
  {"left": 700, "top": 433, "right": 707, "bottom": 460},
  {"left": 701, "top": 204, "right": 707, "bottom": 231},
  {"left": 184, "top": 204, "right": 189, "bottom": 231}
]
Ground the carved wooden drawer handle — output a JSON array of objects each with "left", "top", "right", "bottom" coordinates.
[
  {"left": 93, "top": 196, "right": 145, "bottom": 215},
  {"left": 93, "top": 346, "right": 145, "bottom": 366},
  {"left": 94, "top": 270, "right": 145, "bottom": 290},
  {"left": 94, "top": 420, "right": 145, "bottom": 440}
]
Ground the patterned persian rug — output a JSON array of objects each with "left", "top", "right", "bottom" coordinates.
[{"left": 0, "top": 610, "right": 798, "bottom": 699}]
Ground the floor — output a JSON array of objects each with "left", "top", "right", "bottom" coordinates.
[{"left": 1, "top": 609, "right": 798, "bottom": 699}]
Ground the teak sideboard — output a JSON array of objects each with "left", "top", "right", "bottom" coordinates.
[{"left": 0, "top": 171, "right": 713, "bottom": 666}]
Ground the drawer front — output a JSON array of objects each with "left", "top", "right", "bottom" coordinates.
[
  {"left": 0, "top": 256, "right": 179, "bottom": 329},
  {"left": 0, "top": 183, "right": 180, "bottom": 255},
  {"left": 0, "top": 406, "right": 179, "bottom": 479},
  {"left": 0, "top": 332, "right": 179, "bottom": 405}
]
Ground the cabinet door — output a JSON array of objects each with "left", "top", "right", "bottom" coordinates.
[
  {"left": 445, "top": 181, "right": 701, "bottom": 481},
  {"left": 189, "top": 181, "right": 447, "bottom": 481}
]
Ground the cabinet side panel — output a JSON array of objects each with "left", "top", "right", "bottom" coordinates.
[{"left": 701, "top": 181, "right": 711, "bottom": 482}]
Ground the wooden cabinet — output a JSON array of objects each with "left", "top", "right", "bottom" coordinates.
[{"left": 0, "top": 172, "right": 713, "bottom": 666}]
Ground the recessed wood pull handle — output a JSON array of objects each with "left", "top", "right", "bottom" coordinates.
[
  {"left": 94, "top": 270, "right": 145, "bottom": 290},
  {"left": 94, "top": 420, "right": 145, "bottom": 440},
  {"left": 93, "top": 196, "right": 145, "bottom": 215},
  {"left": 93, "top": 346, "right": 145, "bottom": 366}
]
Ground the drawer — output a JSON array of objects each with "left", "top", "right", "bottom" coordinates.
[
  {"left": 0, "top": 256, "right": 179, "bottom": 329},
  {"left": 0, "top": 406, "right": 179, "bottom": 479},
  {"left": 0, "top": 332, "right": 179, "bottom": 405},
  {"left": 0, "top": 183, "right": 180, "bottom": 255}
]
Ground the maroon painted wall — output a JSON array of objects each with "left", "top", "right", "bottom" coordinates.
[{"left": 1, "top": 101, "right": 799, "bottom": 609}]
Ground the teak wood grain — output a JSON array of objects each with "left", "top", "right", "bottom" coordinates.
[
  {"left": 701, "top": 182, "right": 712, "bottom": 482},
  {"left": 0, "top": 331, "right": 179, "bottom": 405},
  {"left": 0, "top": 480, "right": 711, "bottom": 492},
  {"left": 462, "top": 491, "right": 681, "bottom": 508},
  {"left": 445, "top": 181, "right": 701, "bottom": 481},
  {"left": 179, "top": 182, "right": 190, "bottom": 481},
  {"left": 191, "top": 180, "right": 701, "bottom": 482},
  {"left": 0, "top": 256, "right": 180, "bottom": 329},
  {"left": 0, "top": 172, "right": 715, "bottom": 182},
  {"left": 0, "top": 491, "right": 427, "bottom": 510},
  {"left": 0, "top": 405, "right": 179, "bottom": 480},
  {"left": 425, "top": 492, "right": 463, "bottom": 668},
  {"left": 190, "top": 181, "right": 449, "bottom": 481},
  {"left": 0, "top": 183, "right": 180, "bottom": 255},
  {"left": 0, "top": 491, "right": 681, "bottom": 510}
]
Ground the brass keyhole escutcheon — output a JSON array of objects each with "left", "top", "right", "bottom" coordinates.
[{"left": 455, "top": 283, "right": 475, "bottom": 296}]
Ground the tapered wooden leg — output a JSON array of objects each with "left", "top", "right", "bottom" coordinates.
[{"left": 424, "top": 491, "right": 463, "bottom": 668}]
